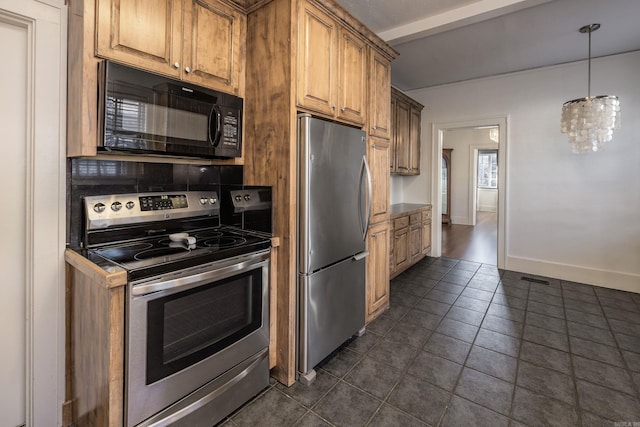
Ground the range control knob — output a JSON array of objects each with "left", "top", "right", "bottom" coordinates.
[
  {"left": 234, "top": 195, "right": 242, "bottom": 202},
  {"left": 126, "top": 201, "right": 135, "bottom": 210},
  {"left": 244, "top": 194, "right": 251, "bottom": 201},
  {"left": 209, "top": 197, "right": 217, "bottom": 205},
  {"left": 111, "top": 201, "right": 122, "bottom": 212},
  {"left": 93, "top": 202, "right": 106, "bottom": 213},
  {"left": 200, "top": 197, "right": 208, "bottom": 205}
]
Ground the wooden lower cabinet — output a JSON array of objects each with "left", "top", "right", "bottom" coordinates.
[
  {"left": 422, "top": 209, "right": 432, "bottom": 254},
  {"left": 409, "top": 212, "right": 421, "bottom": 263},
  {"left": 366, "top": 221, "right": 390, "bottom": 322},
  {"left": 65, "top": 249, "right": 127, "bottom": 427},
  {"left": 392, "top": 220, "right": 409, "bottom": 273},
  {"left": 390, "top": 205, "right": 432, "bottom": 279}
]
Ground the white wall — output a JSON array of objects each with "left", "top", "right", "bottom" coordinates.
[
  {"left": 478, "top": 188, "right": 498, "bottom": 212},
  {"left": 402, "top": 50, "right": 640, "bottom": 291}
]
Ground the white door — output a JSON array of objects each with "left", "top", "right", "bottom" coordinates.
[
  {"left": 0, "top": 1, "right": 66, "bottom": 425},
  {"left": 0, "top": 15, "right": 28, "bottom": 426}
]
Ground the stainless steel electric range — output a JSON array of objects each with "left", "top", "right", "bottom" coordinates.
[{"left": 82, "top": 190, "right": 271, "bottom": 427}]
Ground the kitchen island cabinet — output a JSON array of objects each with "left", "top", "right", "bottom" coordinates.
[
  {"left": 244, "top": 0, "right": 397, "bottom": 385},
  {"left": 390, "top": 204, "right": 432, "bottom": 278}
]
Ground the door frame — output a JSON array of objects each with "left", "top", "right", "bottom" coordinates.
[
  {"left": 469, "top": 143, "right": 499, "bottom": 226},
  {"left": 431, "top": 116, "right": 508, "bottom": 268}
]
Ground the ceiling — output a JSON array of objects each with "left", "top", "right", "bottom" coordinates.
[{"left": 335, "top": 0, "right": 640, "bottom": 91}]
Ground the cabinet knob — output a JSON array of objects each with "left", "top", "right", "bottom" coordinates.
[
  {"left": 332, "top": 104, "right": 336, "bottom": 110},
  {"left": 185, "top": 66, "right": 191, "bottom": 73},
  {"left": 341, "top": 106, "right": 346, "bottom": 112},
  {"left": 372, "top": 126, "right": 377, "bottom": 130},
  {"left": 173, "top": 62, "right": 180, "bottom": 69}
]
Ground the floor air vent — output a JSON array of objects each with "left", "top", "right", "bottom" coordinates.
[{"left": 521, "top": 276, "right": 550, "bottom": 285}]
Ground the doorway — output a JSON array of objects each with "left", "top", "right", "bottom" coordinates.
[{"left": 431, "top": 117, "right": 507, "bottom": 268}]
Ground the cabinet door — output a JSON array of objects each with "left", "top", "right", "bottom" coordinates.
[
  {"left": 395, "top": 99, "right": 411, "bottom": 173},
  {"left": 393, "top": 226, "right": 409, "bottom": 272},
  {"left": 96, "top": 0, "right": 182, "bottom": 78},
  {"left": 183, "top": 0, "right": 245, "bottom": 94},
  {"left": 366, "top": 221, "right": 390, "bottom": 322},
  {"left": 409, "top": 106, "right": 422, "bottom": 174},
  {"left": 389, "top": 95, "right": 396, "bottom": 172},
  {"left": 422, "top": 219, "right": 432, "bottom": 254},
  {"left": 336, "top": 27, "right": 366, "bottom": 125},
  {"left": 368, "top": 137, "right": 389, "bottom": 224},
  {"left": 410, "top": 224, "right": 422, "bottom": 261},
  {"left": 297, "top": 1, "right": 336, "bottom": 116},
  {"left": 369, "top": 49, "right": 391, "bottom": 139}
]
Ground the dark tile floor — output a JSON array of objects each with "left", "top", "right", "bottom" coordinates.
[{"left": 220, "top": 257, "right": 640, "bottom": 426}]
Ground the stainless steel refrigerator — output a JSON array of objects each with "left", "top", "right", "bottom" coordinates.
[{"left": 297, "top": 114, "right": 371, "bottom": 384}]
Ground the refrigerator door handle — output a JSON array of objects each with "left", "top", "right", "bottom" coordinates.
[
  {"left": 362, "top": 154, "right": 372, "bottom": 239},
  {"left": 352, "top": 251, "right": 369, "bottom": 261}
]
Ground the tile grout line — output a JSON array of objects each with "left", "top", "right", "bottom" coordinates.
[{"left": 433, "top": 262, "right": 503, "bottom": 426}]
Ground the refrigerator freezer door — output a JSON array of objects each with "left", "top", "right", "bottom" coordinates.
[
  {"left": 298, "top": 254, "right": 366, "bottom": 375},
  {"left": 298, "top": 115, "right": 367, "bottom": 274}
]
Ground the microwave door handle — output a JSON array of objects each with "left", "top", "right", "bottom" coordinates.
[{"left": 209, "top": 105, "right": 222, "bottom": 147}]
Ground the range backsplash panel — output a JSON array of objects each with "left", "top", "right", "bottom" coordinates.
[{"left": 67, "top": 158, "right": 243, "bottom": 248}]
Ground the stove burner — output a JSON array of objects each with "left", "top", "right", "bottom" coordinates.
[
  {"left": 202, "top": 236, "right": 247, "bottom": 249},
  {"left": 134, "top": 246, "right": 191, "bottom": 260},
  {"left": 195, "top": 230, "right": 224, "bottom": 239},
  {"left": 94, "top": 242, "right": 154, "bottom": 260}
]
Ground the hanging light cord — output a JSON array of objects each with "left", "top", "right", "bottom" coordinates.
[
  {"left": 579, "top": 23, "right": 600, "bottom": 98},
  {"left": 587, "top": 26, "right": 591, "bottom": 98}
]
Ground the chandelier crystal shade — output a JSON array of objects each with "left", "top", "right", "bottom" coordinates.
[{"left": 560, "top": 24, "right": 620, "bottom": 153}]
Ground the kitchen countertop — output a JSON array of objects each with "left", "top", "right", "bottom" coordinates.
[{"left": 390, "top": 203, "right": 432, "bottom": 218}]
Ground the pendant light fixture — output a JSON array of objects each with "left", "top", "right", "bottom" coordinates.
[{"left": 560, "top": 23, "right": 620, "bottom": 153}]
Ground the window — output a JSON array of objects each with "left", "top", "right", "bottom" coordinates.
[{"left": 478, "top": 150, "right": 498, "bottom": 188}]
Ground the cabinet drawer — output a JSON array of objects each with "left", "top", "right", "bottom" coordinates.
[
  {"left": 422, "top": 209, "right": 432, "bottom": 222},
  {"left": 393, "top": 216, "right": 409, "bottom": 229},
  {"left": 409, "top": 212, "right": 421, "bottom": 225}
]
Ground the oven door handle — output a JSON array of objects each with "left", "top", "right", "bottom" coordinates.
[{"left": 131, "top": 253, "right": 269, "bottom": 297}]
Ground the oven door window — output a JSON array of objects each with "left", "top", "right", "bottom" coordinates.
[{"left": 145, "top": 268, "right": 263, "bottom": 384}]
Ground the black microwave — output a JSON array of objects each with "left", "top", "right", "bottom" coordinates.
[{"left": 98, "top": 61, "right": 242, "bottom": 158}]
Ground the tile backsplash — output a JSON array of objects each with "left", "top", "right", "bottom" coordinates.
[{"left": 67, "top": 158, "right": 243, "bottom": 248}]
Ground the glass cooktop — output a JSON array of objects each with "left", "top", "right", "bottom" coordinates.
[{"left": 87, "top": 226, "right": 270, "bottom": 281}]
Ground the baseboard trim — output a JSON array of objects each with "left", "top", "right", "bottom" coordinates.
[
  {"left": 505, "top": 256, "right": 640, "bottom": 293},
  {"left": 450, "top": 215, "right": 471, "bottom": 226}
]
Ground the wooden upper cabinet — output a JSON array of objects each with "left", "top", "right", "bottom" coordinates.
[
  {"left": 409, "top": 105, "right": 421, "bottom": 174},
  {"left": 391, "top": 87, "right": 424, "bottom": 175},
  {"left": 389, "top": 95, "right": 396, "bottom": 171},
  {"left": 368, "top": 49, "right": 391, "bottom": 139},
  {"left": 96, "top": 0, "right": 245, "bottom": 95},
  {"left": 336, "top": 27, "right": 366, "bottom": 125},
  {"left": 182, "top": 0, "right": 245, "bottom": 92},
  {"left": 297, "top": 0, "right": 366, "bottom": 126},
  {"left": 394, "top": 98, "right": 411, "bottom": 173},
  {"left": 96, "top": 0, "right": 182, "bottom": 77},
  {"left": 297, "top": 1, "right": 336, "bottom": 115}
]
